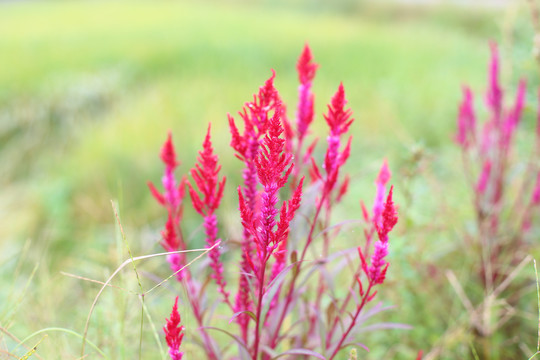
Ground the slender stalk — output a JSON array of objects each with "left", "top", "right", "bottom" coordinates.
[
  {"left": 184, "top": 280, "right": 219, "bottom": 360},
  {"left": 327, "top": 283, "right": 373, "bottom": 360},
  {"left": 326, "top": 264, "right": 362, "bottom": 347},
  {"left": 267, "top": 192, "right": 327, "bottom": 350},
  {"left": 253, "top": 253, "right": 269, "bottom": 360}
]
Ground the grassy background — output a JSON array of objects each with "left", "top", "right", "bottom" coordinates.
[{"left": 0, "top": 0, "right": 538, "bottom": 358}]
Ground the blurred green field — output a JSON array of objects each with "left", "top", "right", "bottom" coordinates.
[{"left": 1, "top": 0, "right": 539, "bottom": 359}]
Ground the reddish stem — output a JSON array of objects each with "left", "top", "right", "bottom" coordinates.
[
  {"left": 327, "top": 282, "right": 374, "bottom": 360},
  {"left": 253, "top": 253, "right": 269, "bottom": 360},
  {"left": 267, "top": 191, "right": 327, "bottom": 351},
  {"left": 326, "top": 264, "right": 362, "bottom": 347},
  {"left": 184, "top": 281, "right": 219, "bottom": 360}
]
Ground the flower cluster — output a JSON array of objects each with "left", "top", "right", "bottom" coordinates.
[
  {"left": 228, "top": 70, "right": 282, "bottom": 340},
  {"left": 148, "top": 132, "right": 188, "bottom": 280},
  {"left": 187, "top": 124, "right": 229, "bottom": 306},
  {"left": 153, "top": 44, "right": 399, "bottom": 359},
  {"left": 454, "top": 42, "right": 540, "bottom": 351},
  {"left": 164, "top": 297, "right": 184, "bottom": 360}
]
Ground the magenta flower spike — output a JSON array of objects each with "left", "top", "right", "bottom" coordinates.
[
  {"left": 148, "top": 132, "right": 188, "bottom": 281},
  {"left": 486, "top": 42, "right": 503, "bottom": 119},
  {"left": 229, "top": 71, "right": 282, "bottom": 341},
  {"left": 476, "top": 160, "right": 492, "bottom": 194},
  {"left": 239, "top": 106, "right": 303, "bottom": 264},
  {"left": 161, "top": 132, "right": 181, "bottom": 208},
  {"left": 164, "top": 297, "right": 185, "bottom": 360},
  {"left": 237, "top": 101, "right": 305, "bottom": 359},
  {"left": 187, "top": 124, "right": 229, "bottom": 305},
  {"left": 364, "top": 186, "right": 398, "bottom": 286},
  {"left": 296, "top": 44, "right": 318, "bottom": 143},
  {"left": 456, "top": 86, "right": 476, "bottom": 149},
  {"left": 501, "top": 79, "right": 526, "bottom": 148},
  {"left": 323, "top": 83, "right": 354, "bottom": 193},
  {"left": 372, "top": 160, "right": 391, "bottom": 226}
]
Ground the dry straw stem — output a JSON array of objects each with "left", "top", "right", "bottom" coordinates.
[
  {"left": 528, "top": 259, "right": 540, "bottom": 360},
  {"left": 0, "top": 326, "right": 44, "bottom": 360},
  {"left": 79, "top": 200, "right": 220, "bottom": 357},
  {"left": 446, "top": 255, "right": 532, "bottom": 337},
  {"left": 79, "top": 245, "right": 219, "bottom": 356}
]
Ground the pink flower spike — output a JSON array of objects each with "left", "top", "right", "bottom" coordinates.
[
  {"left": 368, "top": 239, "right": 389, "bottom": 284},
  {"left": 486, "top": 42, "right": 503, "bottom": 118},
  {"left": 188, "top": 124, "right": 226, "bottom": 216},
  {"left": 476, "top": 160, "right": 492, "bottom": 194},
  {"left": 297, "top": 44, "right": 318, "bottom": 84},
  {"left": 255, "top": 107, "right": 293, "bottom": 189},
  {"left": 376, "top": 160, "right": 391, "bottom": 185},
  {"left": 188, "top": 124, "right": 230, "bottom": 305},
  {"left": 376, "top": 186, "right": 398, "bottom": 243},
  {"left": 161, "top": 132, "right": 179, "bottom": 170},
  {"left": 296, "top": 44, "right": 319, "bottom": 141},
  {"left": 513, "top": 79, "right": 526, "bottom": 124},
  {"left": 324, "top": 83, "right": 354, "bottom": 137},
  {"left": 373, "top": 160, "right": 392, "bottom": 225},
  {"left": 161, "top": 212, "right": 180, "bottom": 252},
  {"left": 456, "top": 86, "right": 476, "bottom": 149},
  {"left": 164, "top": 296, "right": 184, "bottom": 360}
]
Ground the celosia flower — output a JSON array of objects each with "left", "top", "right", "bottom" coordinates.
[
  {"left": 239, "top": 107, "right": 303, "bottom": 265},
  {"left": 501, "top": 79, "right": 526, "bottom": 149},
  {"left": 188, "top": 124, "right": 226, "bottom": 216},
  {"left": 323, "top": 83, "right": 353, "bottom": 193},
  {"left": 187, "top": 124, "right": 229, "bottom": 304},
  {"left": 456, "top": 86, "right": 476, "bottom": 149},
  {"left": 372, "top": 160, "right": 391, "bottom": 226},
  {"left": 148, "top": 132, "right": 188, "bottom": 281},
  {"left": 296, "top": 44, "right": 318, "bottom": 143},
  {"left": 164, "top": 296, "right": 184, "bottom": 360},
  {"left": 229, "top": 71, "right": 281, "bottom": 340},
  {"left": 362, "top": 186, "right": 397, "bottom": 285},
  {"left": 476, "top": 160, "right": 492, "bottom": 194},
  {"left": 376, "top": 186, "right": 398, "bottom": 242},
  {"left": 486, "top": 42, "right": 502, "bottom": 118}
]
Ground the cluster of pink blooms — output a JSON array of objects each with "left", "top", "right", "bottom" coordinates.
[
  {"left": 147, "top": 133, "right": 188, "bottom": 281},
  {"left": 455, "top": 43, "right": 540, "bottom": 286},
  {"left": 149, "top": 44, "right": 399, "bottom": 359},
  {"left": 163, "top": 297, "right": 184, "bottom": 360}
]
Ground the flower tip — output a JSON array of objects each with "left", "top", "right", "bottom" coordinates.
[
  {"left": 377, "top": 160, "right": 391, "bottom": 185},
  {"left": 161, "top": 132, "right": 179, "bottom": 168}
]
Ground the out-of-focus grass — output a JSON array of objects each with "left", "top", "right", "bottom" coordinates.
[{"left": 0, "top": 0, "right": 531, "bottom": 358}]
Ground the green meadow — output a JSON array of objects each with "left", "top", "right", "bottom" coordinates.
[{"left": 1, "top": 1, "right": 538, "bottom": 358}]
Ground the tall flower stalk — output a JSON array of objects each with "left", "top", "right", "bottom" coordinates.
[
  {"left": 229, "top": 70, "right": 281, "bottom": 341},
  {"left": 148, "top": 132, "right": 188, "bottom": 280},
  {"left": 187, "top": 124, "right": 230, "bottom": 308},
  {"left": 164, "top": 297, "right": 185, "bottom": 360}
]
